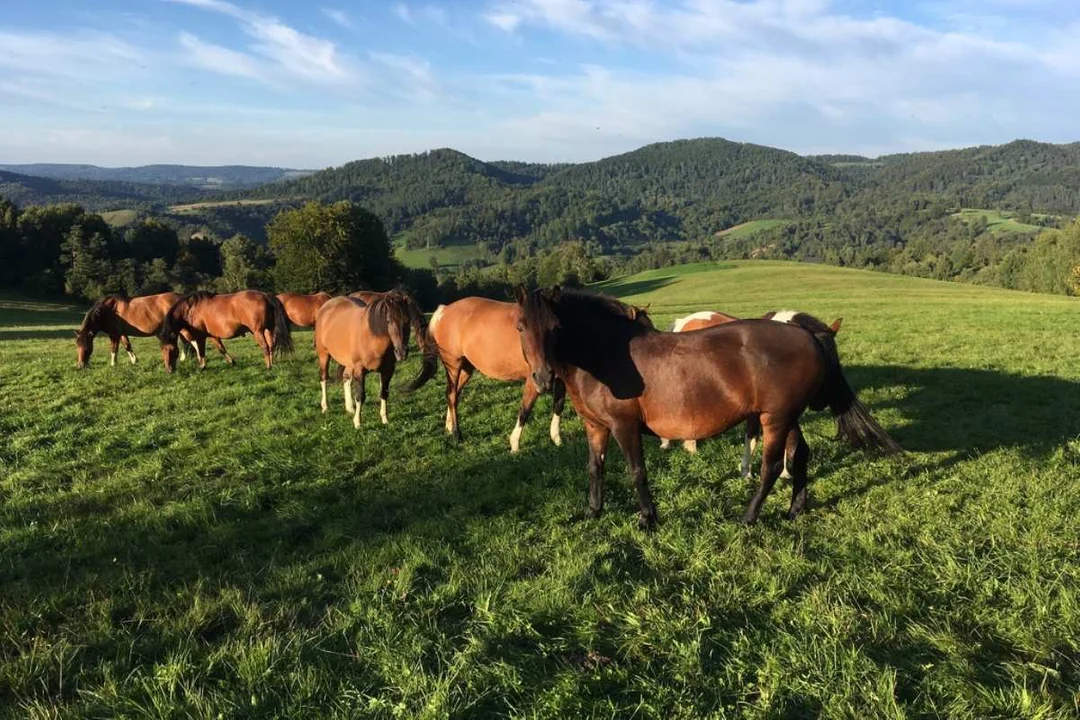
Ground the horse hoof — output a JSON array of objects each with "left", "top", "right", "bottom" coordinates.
[
  {"left": 740, "top": 513, "right": 758, "bottom": 526},
  {"left": 638, "top": 511, "right": 658, "bottom": 532},
  {"left": 586, "top": 506, "right": 603, "bottom": 519}
]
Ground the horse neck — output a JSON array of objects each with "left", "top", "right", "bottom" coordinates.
[{"left": 554, "top": 307, "right": 648, "bottom": 376}]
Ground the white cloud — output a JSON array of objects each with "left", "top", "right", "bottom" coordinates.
[
  {"left": 394, "top": 3, "right": 413, "bottom": 25},
  {"left": 167, "top": 0, "right": 357, "bottom": 86},
  {"left": 179, "top": 31, "right": 268, "bottom": 82},
  {"left": 484, "top": 12, "right": 521, "bottom": 32},
  {"left": 322, "top": 8, "right": 353, "bottom": 29},
  {"left": 370, "top": 52, "right": 440, "bottom": 101}
]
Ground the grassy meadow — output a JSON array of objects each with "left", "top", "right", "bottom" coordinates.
[
  {"left": 2, "top": 262, "right": 1079, "bottom": 718},
  {"left": 396, "top": 242, "right": 487, "bottom": 271}
]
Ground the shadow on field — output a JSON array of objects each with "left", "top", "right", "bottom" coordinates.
[
  {"left": 0, "top": 328, "right": 79, "bottom": 340},
  {"left": 848, "top": 364, "right": 1080, "bottom": 460},
  {"left": 591, "top": 276, "right": 677, "bottom": 298}
]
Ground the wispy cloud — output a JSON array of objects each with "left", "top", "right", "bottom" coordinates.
[
  {"left": 370, "top": 52, "right": 440, "bottom": 101},
  {"left": 167, "top": 0, "right": 357, "bottom": 86},
  {"left": 179, "top": 31, "right": 268, "bottom": 82},
  {"left": 321, "top": 8, "right": 353, "bottom": 29}
]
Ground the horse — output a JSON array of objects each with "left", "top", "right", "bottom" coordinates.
[
  {"left": 515, "top": 287, "right": 900, "bottom": 529},
  {"left": 662, "top": 309, "right": 843, "bottom": 478},
  {"left": 426, "top": 296, "right": 652, "bottom": 451},
  {"left": 159, "top": 290, "right": 293, "bottom": 372},
  {"left": 75, "top": 292, "right": 197, "bottom": 369},
  {"left": 315, "top": 290, "right": 436, "bottom": 429},
  {"left": 276, "top": 292, "right": 332, "bottom": 327},
  {"left": 348, "top": 290, "right": 386, "bottom": 305}
]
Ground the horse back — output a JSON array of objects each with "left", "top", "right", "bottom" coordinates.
[
  {"left": 315, "top": 296, "right": 386, "bottom": 370},
  {"left": 431, "top": 297, "right": 527, "bottom": 380}
]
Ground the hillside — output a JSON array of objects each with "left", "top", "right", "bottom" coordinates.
[
  {"left": 0, "top": 169, "right": 213, "bottom": 211},
  {"left": 0, "top": 163, "right": 312, "bottom": 189},
  {"left": 3, "top": 261, "right": 1078, "bottom": 716}
]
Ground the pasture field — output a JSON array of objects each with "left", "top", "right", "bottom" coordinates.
[
  {"left": 99, "top": 209, "right": 139, "bottom": 228},
  {"left": 168, "top": 199, "right": 283, "bottom": 213},
  {"left": 951, "top": 208, "right": 1052, "bottom": 236},
  {"left": 396, "top": 242, "right": 487, "bottom": 271},
  {"left": 2, "top": 262, "right": 1079, "bottom": 718},
  {"left": 715, "top": 219, "right": 791, "bottom": 239}
]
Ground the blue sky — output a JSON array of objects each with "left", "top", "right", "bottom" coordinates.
[{"left": 2, "top": 0, "right": 1079, "bottom": 168}]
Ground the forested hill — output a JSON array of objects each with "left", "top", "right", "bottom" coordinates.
[
  {"left": 0, "top": 163, "right": 311, "bottom": 189},
  {"left": 0, "top": 169, "right": 214, "bottom": 211}
]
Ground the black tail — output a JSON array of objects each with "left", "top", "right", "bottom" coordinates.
[
  {"left": 269, "top": 294, "right": 294, "bottom": 357},
  {"left": 401, "top": 298, "right": 440, "bottom": 393},
  {"left": 810, "top": 330, "right": 903, "bottom": 456}
]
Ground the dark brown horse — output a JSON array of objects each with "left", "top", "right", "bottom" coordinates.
[
  {"left": 663, "top": 309, "right": 843, "bottom": 477},
  {"left": 516, "top": 287, "right": 900, "bottom": 529},
  {"left": 427, "top": 296, "right": 652, "bottom": 451},
  {"left": 75, "top": 292, "right": 199, "bottom": 369},
  {"left": 159, "top": 290, "right": 293, "bottom": 372},
  {"left": 277, "top": 292, "right": 332, "bottom": 327},
  {"left": 315, "top": 291, "right": 435, "bottom": 429}
]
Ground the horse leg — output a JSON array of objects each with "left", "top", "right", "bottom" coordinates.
[
  {"left": 550, "top": 379, "right": 566, "bottom": 446},
  {"left": 108, "top": 334, "right": 120, "bottom": 367},
  {"left": 613, "top": 422, "right": 657, "bottom": 531},
  {"left": 351, "top": 368, "right": 368, "bottom": 429},
  {"left": 451, "top": 365, "right": 473, "bottom": 441},
  {"left": 510, "top": 378, "right": 541, "bottom": 453},
  {"left": 682, "top": 439, "right": 698, "bottom": 453},
  {"left": 743, "top": 416, "right": 789, "bottom": 525},
  {"left": 121, "top": 335, "right": 136, "bottom": 364},
  {"left": 378, "top": 364, "right": 392, "bottom": 425},
  {"left": 253, "top": 330, "right": 271, "bottom": 370},
  {"left": 178, "top": 330, "right": 194, "bottom": 362},
  {"left": 786, "top": 424, "right": 811, "bottom": 520},
  {"left": 318, "top": 350, "right": 330, "bottom": 413},
  {"left": 192, "top": 336, "right": 207, "bottom": 369},
  {"left": 343, "top": 369, "right": 354, "bottom": 413},
  {"left": 209, "top": 337, "right": 234, "bottom": 365},
  {"left": 583, "top": 419, "right": 611, "bottom": 519},
  {"left": 742, "top": 416, "right": 762, "bottom": 480}
]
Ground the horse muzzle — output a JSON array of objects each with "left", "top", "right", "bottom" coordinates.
[{"left": 533, "top": 370, "right": 554, "bottom": 393}]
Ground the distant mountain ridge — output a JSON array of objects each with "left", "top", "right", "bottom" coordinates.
[{"left": 0, "top": 163, "right": 314, "bottom": 189}]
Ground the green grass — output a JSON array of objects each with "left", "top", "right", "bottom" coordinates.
[
  {"left": 2, "top": 261, "right": 1080, "bottom": 717},
  {"left": 99, "top": 209, "right": 139, "bottom": 228},
  {"left": 952, "top": 208, "right": 1055, "bottom": 235},
  {"left": 396, "top": 242, "right": 487, "bottom": 270},
  {"left": 715, "top": 219, "right": 791, "bottom": 239}
]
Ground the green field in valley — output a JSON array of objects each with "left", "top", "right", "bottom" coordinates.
[
  {"left": 395, "top": 242, "right": 487, "bottom": 270},
  {"left": 1, "top": 261, "right": 1079, "bottom": 717},
  {"left": 714, "top": 219, "right": 791, "bottom": 239},
  {"left": 951, "top": 208, "right": 1053, "bottom": 235}
]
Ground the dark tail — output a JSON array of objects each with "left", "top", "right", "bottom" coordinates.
[
  {"left": 810, "top": 330, "right": 903, "bottom": 456},
  {"left": 159, "top": 299, "right": 183, "bottom": 345},
  {"left": 401, "top": 297, "right": 440, "bottom": 393},
  {"left": 269, "top": 294, "right": 294, "bottom": 357}
]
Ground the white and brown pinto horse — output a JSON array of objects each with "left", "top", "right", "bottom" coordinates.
[
  {"left": 516, "top": 287, "right": 899, "bottom": 529},
  {"left": 75, "top": 292, "right": 197, "bottom": 369},
  {"left": 427, "top": 296, "right": 652, "bottom": 451},
  {"left": 315, "top": 291, "right": 435, "bottom": 429},
  {"left": 662, "top": 309, "right": 843, "bottom": 478}
]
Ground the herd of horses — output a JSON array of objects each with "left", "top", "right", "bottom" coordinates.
[{"left": 73, "top": 287, "right": 902, "bottom": 528}]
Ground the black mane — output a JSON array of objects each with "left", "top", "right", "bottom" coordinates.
[
  {"left": 78, "top": 294, "right": 126, "bottom": 333},
  {"left": 366, "top": 291, "right": 412, "bottom": 336}
]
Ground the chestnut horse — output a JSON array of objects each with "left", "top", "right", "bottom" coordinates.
[
  {"left": 315, "top": 291, "right": 435, "bottom": 429},
  {"left": 516, "top": 287, "right": 900, "bottom": 529},
  {"left": 277, "top": 292, "right": 332, "bottom": 327},
  {"left": 662, "top": 310, "right": 843, "bottom": 477},
  {"left": 74, "top": 292, "right": 196, "bottom": 369},
  {"left": 159, "top": 290, "right": 293, "bottom": 372},
  {"left": 427, "top": 296, "right": 652, "bottom": 451}
]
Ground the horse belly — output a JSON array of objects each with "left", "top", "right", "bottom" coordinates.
[{"left": 640, "top": 363, "right": 749, "bottom": 440}]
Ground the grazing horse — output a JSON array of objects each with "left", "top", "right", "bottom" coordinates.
[
  {"left": 515, "top": 287, "right": 900, "bottom": 529},
  {"left": 276, "top": 292, "right": 332, "bottom": 327},
  {"left": 159, "top": 290, "right": 293, "bottom": 372},
  {"left": 315, "top": 291, "right": 436, "bottom": 429},
  {"left": 427, "top": 296, "right": 652, "bottom": 451},
  {"left": 662, "top": 309, "right": 843, "bottom": 477},
  {"left": 74, "top": 292, "right": 197, "bottom": 369}
]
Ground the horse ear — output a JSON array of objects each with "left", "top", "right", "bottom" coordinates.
[
  {"left": 514, "top": 286, "right": 528, "bottom": 305},
  {"left": 643, "top": 303, "right": 651, "bottom": 311},
  {"left": 830, "top": 317, "right": 843, "bottom": 334}
]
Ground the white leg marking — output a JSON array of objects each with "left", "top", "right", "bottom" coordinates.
[
  {"left": 128, "top": 351, "right": 137, "bottom": 364},
  {"left": 179, "top": 344, "right": 187, "bottom": 362},
  {"left": 109, "top": 351, "right": 117, "bottom": 367},
  {"left": 343, "top": 378, "right": 354, "bottom": 412},
  {"left": 320, "top": 380, "right": 328, "bottom": 413},
  {"left": 380, "top": 399, "right": 388, "bottom": 425},
  {"left": 509, "top": 420, "right": 523, "bottom": 453},
  {"left": 352, "top": 399, "right": 362, "bottom": 429},
  {"left": 780, "top": 454, "right": 792, "bottom": 480},
  {"left": 660, "top": 438, "right": 671, "bottom": 450},
  {"left": 445, "top": 406, "right": 454, "bottom": 433},
  {"left": 683, "top": 440, "right": 697, "bottom": 453},
  {"left": 549, "top": 414, "right": 562, "bottom": 446}
]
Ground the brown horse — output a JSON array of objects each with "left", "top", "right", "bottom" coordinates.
[
  {"left": 159, "top": 290, "right": 293, "bottom": 372},
  {"left": 516, "top": 287, "right": 900, "bottom": 529},
  {"left": 315, "top": 291, "right": 435, "bottom": 429},
  {"left": 277, "top": 292, "right": 332, "bottom": 327},
  {"left": 427, "top": 296, "right": 652, "bottom": 451},
  {"left": 75, "top": 292, "right": 198, "bottom": 369},
  {"left": 663, "top": 309, "right": 843, "bottom": 476},
  {"left": 348, "top": 290, "right": 386, "bottom": 304}
]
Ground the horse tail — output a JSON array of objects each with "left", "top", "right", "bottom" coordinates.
[
  {"left": 810, "top": 330, "right": 903, "bottom": 456},
  {"left": 401, "top": 297, "right": 440, "bottom": 394},
  {"left": 159, "top": 298, "right": 184, "bottom": 345},
  {"left": 269, "top": 294, "right": 294, "bottom": 357}
]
